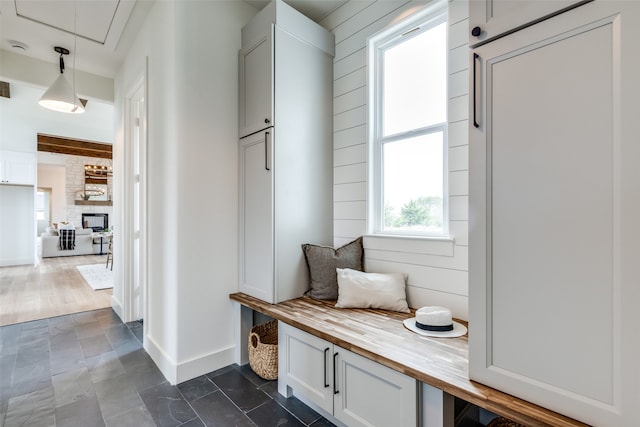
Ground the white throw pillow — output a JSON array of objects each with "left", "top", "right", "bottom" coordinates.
[{"left": 335, "top": 268, "right": 410, "bottom": 313}]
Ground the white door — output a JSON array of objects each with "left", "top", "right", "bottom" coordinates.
[
  {"left": 238, "top": 27, "right": 273, "bottom": 137},
  {"left": 127, "top": 80, "right": 147, "bottom": 323},
  {"left": 239, "top": 130, "right": 274, "bottom": 303},
  {"left": 469, "top": 2, "right": 640, "bottom": 425},
  {"left": 279, "top": 323, "right": 334, "bottom": 414},
  {"left": 469, "top": 0, "right": 588, "bottom": 46}
]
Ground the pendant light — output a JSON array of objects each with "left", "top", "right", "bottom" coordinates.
[
  {"left": 39, "top": 47, "right": 84, "bottom": 113},
  {"left": 39, "top": 1, "right": 84, "bottom": 114}
]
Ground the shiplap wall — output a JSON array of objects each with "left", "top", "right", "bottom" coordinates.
[{"left": 320, "top": 0, "right": 470, "bottom": 320}]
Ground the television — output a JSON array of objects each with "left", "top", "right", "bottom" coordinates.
[{"left": 82, "top": 213, "right": 108, "bottom": 232}]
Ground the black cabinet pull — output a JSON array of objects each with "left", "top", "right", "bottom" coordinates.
[
  {"left": 264, "top": 118, "right": 270, "bottom": 124},
  {"left": 471, "top": 26, "right": 481, "bottom": 37},
  {"left": 323, "top": 348, "right": 330, "bottom": 388},
  {"left": 265, "top": 131, "right": 270, "bottom": 171},
  {"left": 333, "top": 352, "right": 339, "bottom": 394},
  {"left": 473, "top": 53, "right": 480, "bottom": 128}
]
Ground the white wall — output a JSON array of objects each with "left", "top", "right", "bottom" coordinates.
[
  {"left": 173, "top": 1, "right": 256, "bottom": 379},
  {"left": 114, "top": 0, "right": 256, "bottom": 384},
  {"left": 320, "top": 0, "right": 470, "bottom": 319},
  {"left": 114, "top": 0, "right": 179, "bottom": 379}
]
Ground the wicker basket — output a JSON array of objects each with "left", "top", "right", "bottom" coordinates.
[
  {"left": 487, "top": 417, "right": 526, "bottom": 427},
  {"left": 248, "top": 320, "right": 278, "bottom": 380}
]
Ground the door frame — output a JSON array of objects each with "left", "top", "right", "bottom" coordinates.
[{"left": 122, "top": 65, "right": 148, "bottom": 327}]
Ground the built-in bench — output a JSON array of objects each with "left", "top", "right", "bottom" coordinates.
[{"left": 230, "top": 292, "right": 587, "bottom": 427}]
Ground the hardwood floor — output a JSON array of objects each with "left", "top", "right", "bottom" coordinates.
[{"left": 0, "top": 255, "right": 112, "bottom": 327}]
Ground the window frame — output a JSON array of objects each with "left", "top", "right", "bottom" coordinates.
[{"left": 367, "top": 3, "right": 449, "bottom": 238}]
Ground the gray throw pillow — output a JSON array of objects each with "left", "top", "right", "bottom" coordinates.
[{"left": 302, "top": 237, "right": 364, "bottom": 300}]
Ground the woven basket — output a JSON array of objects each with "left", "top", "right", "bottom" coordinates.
[
  {"left": 248, "top": 320, "right": 278, "bottom": 380},
  {"left": 487, "top": 417, "right": 527, "bottom": 427}
]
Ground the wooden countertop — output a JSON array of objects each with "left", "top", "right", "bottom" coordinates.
[{"left": 230, "top": 292, "right": 588, "bottom": 427}]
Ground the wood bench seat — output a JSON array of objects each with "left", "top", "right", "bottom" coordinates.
[{"left": 230, "top": 292, "right": 587, "bottom": 427}]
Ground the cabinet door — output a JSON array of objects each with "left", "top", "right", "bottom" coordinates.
[
  {"left": 469, "top": 0, "right": 588, "bottom": 46},
  {"left": 334, "top": 346, "right": 417, "bottom": 427},
  {"left": 279, "top": 323, "right": 333, "bottom": 414},
  {"left": 239, "top": 131, "right": 274, "bottom": 303},
  {"left": 469, "top": 2, "right": 640, "bottom": 425},
  {"left": 238, "top": 27, "right": 273, "bottom": 138},
  {"left": 1, "top": 151, "right": 35, "bottom": 185}
]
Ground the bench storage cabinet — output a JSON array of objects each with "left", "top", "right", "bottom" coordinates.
[{"left": 278, "top": 322, "right": 417, "bottom": 427}]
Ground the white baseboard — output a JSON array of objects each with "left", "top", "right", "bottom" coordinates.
[
  {"left": 0, "top": 257, "right": 35, "bottom": 267},
  {"left": 111, "top": 294, "right": 124, "bottom": 321},
  {"left": 176, "top": 345, "right": 236, "bottom": 384},
  {"left": 146, "top": 334, "right": 178, "bottom": 384},
  {"left": 145, "top": 335, "right": 236, "bottom": 385}
]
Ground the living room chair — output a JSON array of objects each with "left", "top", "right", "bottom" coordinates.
[{"left": 106, "top": 235, "right": 113, "bottom": 270}]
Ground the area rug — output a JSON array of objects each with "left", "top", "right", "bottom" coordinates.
[{"left": 76, "top": 264, "right": 113, "bottom": 290}]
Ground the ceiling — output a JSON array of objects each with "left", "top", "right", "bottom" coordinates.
[{"left": 0, "top": 0, "right": 346, "bottom": 79}]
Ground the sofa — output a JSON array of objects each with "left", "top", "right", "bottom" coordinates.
[{"left": 41, "top": 227, "right": 99, "bottom": 258}]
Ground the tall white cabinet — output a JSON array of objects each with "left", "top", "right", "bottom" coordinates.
[
  {"left": 238, "top": 0, "right": 334, "bottom": 303},
  {"left": 469, "top": 1, "right": 640, "bottom": 425}
]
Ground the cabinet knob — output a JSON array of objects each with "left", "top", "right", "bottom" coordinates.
[
  {"left": 264, "top": 118, "right": 270, "bottom": 124},
  {"left": 471, "top": 26, "right": 482, "bottom": 37}
]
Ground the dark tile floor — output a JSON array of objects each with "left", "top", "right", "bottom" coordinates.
[{"left": 0, "top": 308, "right": 335, "bottom": 427}]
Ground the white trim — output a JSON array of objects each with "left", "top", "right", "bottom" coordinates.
[
  {"left": 111, "top": 294, "right": 124, "bottom": 320},
  {"left": 145, "top": 334, "right": 178, "bottom": 384},
  {"left": 367, "top": 1, "right": 450, "bottom": 238},
  {"left": 176, "top": 346, "right": 236, "bottom": 385},
  {"left": 121, "top": 59, "right": 148, "bottom": 327},
  {"left": 146, "top": 334, "right": 236, "bottom": 386}
]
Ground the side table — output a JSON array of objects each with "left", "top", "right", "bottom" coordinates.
[{"left": 93, "top": 233, "right": 111, "bottom": 255}]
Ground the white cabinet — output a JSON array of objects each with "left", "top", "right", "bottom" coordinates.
[
  {"left": 278, "top": 322, "right": 334, "bottom": 413},
  {"left": 469, "top": 0, "right": 588, "bottom": 46},
  {"left": 239, "top": 130, "right": 274, "bottom": 303},
  {"left": 278, "top": 323, "right": 418, "bottom": 427},
  {"left": 238, "top": 0, "right": 334, "bottom": 304},
  {"left": 0, "top": 150, "right": 36, "bottom": 185},
  {"left": 238, "top": 28, "right": 273, "bottom": 138},
  {"left": 469, "top": 2, "right": 640, "bottom": 425}
]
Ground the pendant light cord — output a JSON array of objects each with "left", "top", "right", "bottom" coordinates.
[{"left": 73, "top": 0, "right": 78, "bottom": 112}]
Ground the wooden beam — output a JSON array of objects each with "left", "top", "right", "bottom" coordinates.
[
  {"left": 37, "top": 134, "right": 112, "bottom": 159},
  {"left": 0, "top": 81, "right": 9, "bottom": 98}
]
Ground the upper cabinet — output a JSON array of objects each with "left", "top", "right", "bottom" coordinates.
[
  {"left": 238, "top": 0, "right": 334, "bottom": 138},
  {"left": 468, "top": 0, "right": 590, "bottom": 46},
  {"left": 238, "top": 28, "right": 273, "bottom": 137},
  {"left": 0, "top": 150, "right": 36, "bottom": 186}
]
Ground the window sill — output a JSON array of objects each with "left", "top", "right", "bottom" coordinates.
[{"left": 363, "top": 234, "right": 455, "bottom": 257}]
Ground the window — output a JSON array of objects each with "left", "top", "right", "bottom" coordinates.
[{"left": 369, "top": 6, "right": 448, "bottom": 237}]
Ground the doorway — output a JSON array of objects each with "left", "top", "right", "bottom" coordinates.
[
  {"left": 124, "top": 74, "right": 147, "bottom": 325},
  {"left": 36, "top": 187, "right": 52, "bottom": 235}
]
